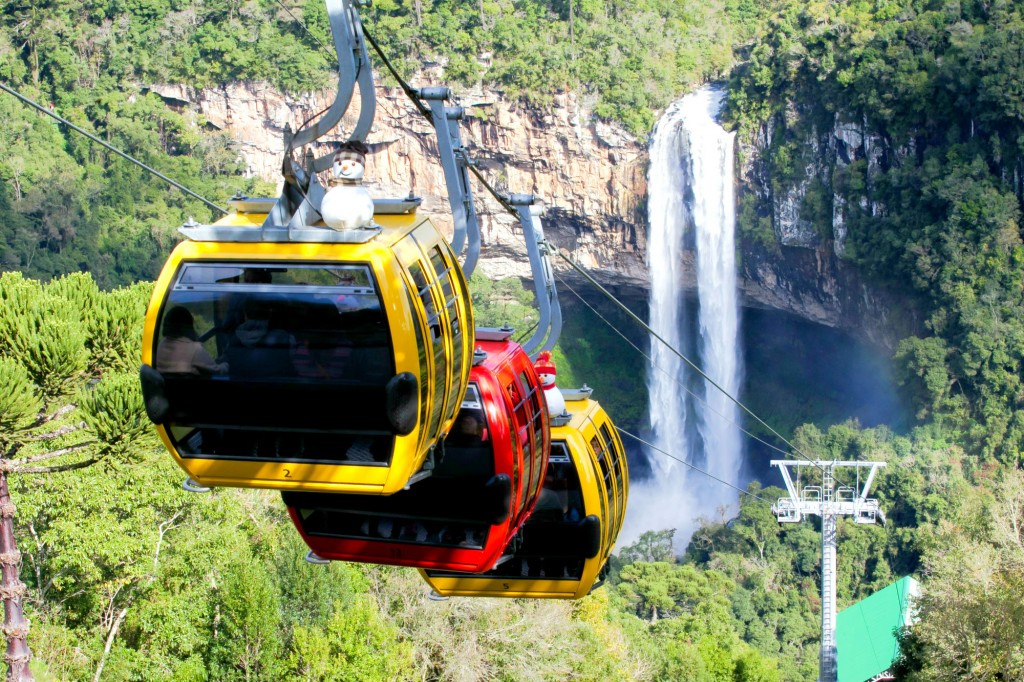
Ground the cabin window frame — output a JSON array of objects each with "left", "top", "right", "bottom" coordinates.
[
  {"left": 429, "top": 246, "right": 465, "bottom": 424},
  {"left": 505, "top": 378, "right": 528, "bottom": 514},
  {"left": 408, "top": 261, "right": 448, "bottom": 443},
  {"left": 588, "top": 429, "right": 612, "bottom": 550},
  {"left": 598, "top": 422, "right": 623, "bottom": 537},
  {"left": 520, "top": 369, "right": 546, "bottom": 503}
]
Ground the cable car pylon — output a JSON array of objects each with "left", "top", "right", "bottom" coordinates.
[{"left": 771, "top": 460, "right": 886, "bottom": 682}]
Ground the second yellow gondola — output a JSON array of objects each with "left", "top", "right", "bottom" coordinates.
[
  {"left": 139, "top": 199, "right": 473, "bottom": 494},
  {"left": 419, "top": 386, "right": 628, "bottom": 599}
]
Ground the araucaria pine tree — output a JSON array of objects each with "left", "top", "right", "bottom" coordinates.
[{"left": 0, "top": 272, "right": 150, "bottom": 681}]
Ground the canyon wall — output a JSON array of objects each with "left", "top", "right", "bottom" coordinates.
[
  {"left": 147, "top": 81, "right": 649, "bottom": 288},
  {"left": 148, "top": 81, "right": 917, "bottom": 349},
  {"left": 737, "top": 108, "right": 923, "bottom": 349}
]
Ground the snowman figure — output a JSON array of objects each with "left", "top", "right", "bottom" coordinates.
[
  {"left": 320, "top": 141, "right": 374, "bottom": 230},
  {"left": 534, "top": 351, "right": 565, "bottom": 417}
]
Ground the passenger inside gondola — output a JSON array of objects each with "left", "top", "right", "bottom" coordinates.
[
  {"left": 447, "top": 411, "right": 487, "bottom": 447},
  {"left": 156, "top": 306, "right": 228, "bottom": 376},
  {"left": 291, "top": 304, "right": 353, "bottom": 380},
  {"left": 152, "top": 262, "right": 399, "bottom": 465},
  {"left": 203, "top": 267, "right": 274, "bottom": 352},
  {"left": 227, "top": 299, "right": 293, "bottom": 377},
  {"left": 295, "top": 505, "right": 489, "bottom": 549},
  {"left": 439, "top": 404, "right": 492, "bottom": 478}
]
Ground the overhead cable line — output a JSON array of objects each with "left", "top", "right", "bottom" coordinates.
[
  {"left": 554, "top": 249, "right": 818, "bottom": 467},
  {"left": 0, "top": 81, "right": 228, "bottom": 216},
  {"left": 555, "top": 272, "right": 793, "bottom": 459},
  {"left": 361, "top": 28, "right": 435, "bottom": 123},
  {"left": 338, "top": 26, "right": 820, "bottom": 471},
  {"left": 617, "top": 428, "right": 768, "bottom": 503}
]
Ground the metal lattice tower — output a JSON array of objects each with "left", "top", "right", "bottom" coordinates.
[{"left": 770, "top": 460, "right": 886, "bottom": 682}]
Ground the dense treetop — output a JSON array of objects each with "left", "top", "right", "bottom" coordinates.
[
  {"left": 728, "top": 0, "right": 1024, "bottom": 465},
  {"left": 1, "top": 1, "right": 1023, "bottom": 679}
]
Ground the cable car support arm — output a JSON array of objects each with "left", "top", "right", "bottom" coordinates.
[
  {"left": 508, "top": 194, "right": 562, "bottom": 356},
  {"left": 417, "top": 87, "right": 483, "bottom": 276}
]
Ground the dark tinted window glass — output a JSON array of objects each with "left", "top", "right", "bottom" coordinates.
[
  {"left": 406, "top": 289, "right": 430, "bottom": 442},
  {"left": 505, "top": 382, "right": 522, "bottom": 507},
  {"left": 300, "top": 509, "right": 490, "bottom": 549},
  {"left": 587, "top": 433, "right": 610, "bottom": 547},
  {"left": 177, "top": 263, "right": 374, "bottom": 290},
  {"left": 599, "top": 422, "right": 623, "bottom": 529},
  {"left": 155, "top": 262, "right": 396, "bottom": 465},
  {"left": 441, "top": 385, "right": 495, "bottom": 480},
  {"left": 508, "top": 378, "right": 531, "bottom": 512},
  {"left": 521, "top": 370, "right": 545, "bottom": 501}
]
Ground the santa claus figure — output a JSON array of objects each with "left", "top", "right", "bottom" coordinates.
[{"left": 534, "top": 351, "right": 565, "bottom": 417}]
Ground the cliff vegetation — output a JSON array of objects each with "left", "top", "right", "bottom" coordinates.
[
  {"left": 727, "top": 2, "right": 1024, "bottom": 676},
  {"left": 1, "top": 0, "right": 1023, "bottom": 680}
]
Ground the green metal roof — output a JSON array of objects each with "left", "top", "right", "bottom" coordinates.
[{"left": 836, "top": 576, "right": 918, "bottom": 682}]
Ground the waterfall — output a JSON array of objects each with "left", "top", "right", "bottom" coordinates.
[
  {"left": 692, "top": 89, "right": 742, "bottom": 488},
  {"left": 622, "top": 85, "right": 743, "bottom": 548},
  {"left": 645, "top": 98, "right": 691, "bottom": 479}
]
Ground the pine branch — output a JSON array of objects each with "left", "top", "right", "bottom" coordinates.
[
  {"left": 28, "top": 422, "right": 87, "bottom": 441},
  {"left": 15, "top": 457, "right": 102, "bottom": 475},
  {"left": 11, "top": 441, "right": 96, "bottom": 466}
]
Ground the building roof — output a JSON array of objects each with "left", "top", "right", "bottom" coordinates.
[{"left": 836, "top": 576, "right": 919, "bottom": 682}]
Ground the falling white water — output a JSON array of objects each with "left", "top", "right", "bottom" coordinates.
[
  {"left": 693, "top": 90, "right": 743, "bottom": 490},
  {"left": 644, "top": 98, "right": 691, "bottom": 480},
  {"left": 621, "top": 86, "right": 743, "bottom": 549}
]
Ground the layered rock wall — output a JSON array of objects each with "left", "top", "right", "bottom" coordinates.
[
  {"left": 147, "top": 81, "right": 649, "bottom": 287},
  {"left": 149, "top": 80, "right": 918, "bottom": 349},
  {"left": 737, "top": 107, "right": 922, "bottom": 349}
]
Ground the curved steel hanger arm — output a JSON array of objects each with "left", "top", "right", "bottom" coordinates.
[
  {"left": 290, "top": 0, "right": 371, "bottom": 150},
  {"left": 508, "top": 194, "right": 562, "bottom": 356},
  {"left": 311, "top": 0, "right": 377, "bottom": 173},
  {"left": 417, "top": 87, "right": 482, "bottom": 276}
]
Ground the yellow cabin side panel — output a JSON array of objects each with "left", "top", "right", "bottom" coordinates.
[{"left": 142, "top": 223, "right": 448, "bottom": 495}]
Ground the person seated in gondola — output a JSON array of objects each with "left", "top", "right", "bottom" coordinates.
[
  {"left": 290, "top": 304, "right": 353, "bottom": 380},
  {"left": 156, "top": 306, "right": 228, "bottom": 376},
  {"left": 226, "top": 299, "right": 294, "bottom": 378},
  {"left": 532, "top": 486, "right": 566, "bottom": 523},
  {"left": 447, "top": 412, "right": 487, "bottom": 447},
  {"left": 398, "top": 521, "right": 428, "bottom": 543},
  {"left": 291, "top": 336, "right": 352, "bottom": 379},
  {"left": 201, "top": 268, "right": 273, "bottom": 350}
]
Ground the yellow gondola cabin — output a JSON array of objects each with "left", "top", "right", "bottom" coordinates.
[
  {"left": 140, "top": 199, "right": 473, "bottom": 494},
  {"left": 419, "top": 386, "right": 628, "bottom": 599}
]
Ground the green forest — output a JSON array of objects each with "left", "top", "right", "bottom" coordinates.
[{"left": 1, "top": 0, "right": 1023, "bottom": 680}]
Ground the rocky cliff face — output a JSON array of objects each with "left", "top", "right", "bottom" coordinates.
[
  {"left": 148, "top": 81, "right": 917, "bottom": 349},
  {"left": 147, "top": 81, "right": 649, "bottom": 288},
  {"left": 736, "top": 107, "right": 922, "bottom": 349}
]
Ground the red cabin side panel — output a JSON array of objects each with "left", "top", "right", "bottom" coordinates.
[{"left": 284, "top": 336, "right": 549, "bottom": 573}]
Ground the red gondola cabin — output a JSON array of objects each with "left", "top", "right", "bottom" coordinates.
[{"left": 283, "top": 328, "right": 550, "bottom": 572}]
